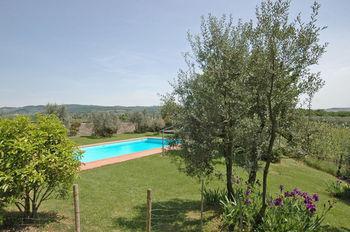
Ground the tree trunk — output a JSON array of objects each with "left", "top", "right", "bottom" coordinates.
[
  {"left": 254, "top": 116, "right": 276, "bottom": 227},
  {"left": 337, "top": 154, "right": 343, "bottom": 177},
  {"left": 248, "top": 115, "right": 265, "bottom": 186},
  {"left": 24, "top": 189, "right": 31, "bottom": 218},
  {"left": 248, "top": 143, "right": 259, "bottom": 185},
  {"left": 225, "top": 155, "right": 234, "bottom": 201},
  {"left": 253, "top": 160, "right": 270, "bottom": 229},
  {"left": 248, "top": 159, "right": 258, "bottom": 185}
]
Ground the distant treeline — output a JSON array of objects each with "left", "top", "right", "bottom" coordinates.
[
  {"left": 0, "top": 104, "right": 160, "bottom": 116},
  {"left": 299, "top": 108, "right": 350, "bottom": 117}
]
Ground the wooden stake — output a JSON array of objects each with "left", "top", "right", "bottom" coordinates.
[
  {"left": 146, "top": 189, "right": 152, "bottom": 232},
  {"left": 162, "top": 129, "right": 164, "bottom": 155},
  {"left": 73, "top": 184, "right": 81, "bottom": 232}
]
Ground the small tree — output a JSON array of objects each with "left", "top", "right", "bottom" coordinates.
[
  {"left": 167, "top": 15, "right": 251, "bottom": 201},
  {"left": 160, "top": 95, "right": 181, "bottom": 127},
  {"left": 129, "top": 112, "right": 149, "bottom": 133},
  {"left": 91, "top": 112, "right": 119, "bottom": 137},
  {"left": 69, "top": 120, "right": 81, "bottom": 136},
  {"left": 45, "top": 103, "right": 71, "bottom": 128},
  {"left": 248, "top": 0, "right": 327, "bottom": 223},
  {"left": 0, "top": 115, "right": 82, "bottom": 218}
]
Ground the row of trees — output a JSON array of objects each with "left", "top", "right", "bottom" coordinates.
[
  {"left": 44, "top": 104, "right": 165, "bottom": 137},
  {"left": 294, "top": 118, "right": 350, "bottom": 178},
  {"left": 163, "top": 0, "right": 328, "bottom": 228}
]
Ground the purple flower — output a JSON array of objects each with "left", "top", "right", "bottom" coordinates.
[
  {"left": 273, "top": 197, "right": 283, "bottom": 206},
  {"left": 292, "top": 188, "right": 301, "bottom": 196},
  {"left": 312, "top": 193, "right": 319, "bottom": 202},
  {"left": 284, "top": 191, "right": 292, "bottom": 197},
  {"left": 245, "top": 188, "right": 252, "bottom": 196},
  {"left": 304, "top": 196, "right": 312, "bottom": 205},
  {"left": 245, "top": 198, "right": 252, "bottom": 205},
  {"left": 301, "top": 192, "right": 309, "bottom": 198},
  {"left": 306, "top": 203, "right": 316, "bottom": 213}
]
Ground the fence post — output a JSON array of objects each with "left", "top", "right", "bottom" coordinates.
[
  {"left": 200, "top": 178, "right": 204, "bottom": 231},
  {"left": 146, "top": 189, "right": 152, "bottom": 232},
  {"left": 162, "top": 128, "right": 164, "bottom": 155},
  {"left": 73, "top": 184, "right": 81, "bottom": 232}
]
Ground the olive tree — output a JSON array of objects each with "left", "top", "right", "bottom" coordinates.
[
  {"left": 168, "top": 15, "right": 251, "bottom": 200},
  {"left": 247, "top": 0, "right": 327, "bottom": 222},
  {"left": 0, "top": 115, "right": 82, "bottom": 218},
  {"left": 45, "top": 103, "right": 71, "bottom": 128},
  {"left": 91, "top": 112, "right": 119, "bottom": 137}
]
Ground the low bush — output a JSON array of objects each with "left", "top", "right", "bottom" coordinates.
[
  {"left": 327, "top": 180, "right": 350, "bottom": 200},
  {"left": 203, "top": 188, "right": 226, "bottom": 208}
]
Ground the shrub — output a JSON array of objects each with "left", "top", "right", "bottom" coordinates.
[
  {"left": 203, "top": 188, "right": 226, "bottom": 208},
  {"left": 327, "top": 180, "right": 350, "bottom": 200},
  {"left": 0, "top": 115, "right": 82, "bottom": 218}
]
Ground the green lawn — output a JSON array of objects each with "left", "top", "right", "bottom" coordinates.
[
  {"left": 4, "top": 134, "right": 350, "bottom": 231},
  {"left": 70, "top": 132, "right": 161, "bottom": 145},
  {"left": 304, "top": 157, "right": 339, "bottom": 176}
]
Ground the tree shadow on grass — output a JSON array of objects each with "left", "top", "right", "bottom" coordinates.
[
  {"left": 114, "top": 199, "right": 217, "bottom": 232},
  {"left": 1, "top": 211, "right": 63, "bottom": 231}
]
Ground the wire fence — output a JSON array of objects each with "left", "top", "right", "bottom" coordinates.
[
  {"left": 146, "top": 184, "right": 205, "bottom": 232},
  {"left": 1, "top": 183, "right": 204, "bottom": 232},
  {"left": 0, "top": 212, "right": 74, "bottom": 232}
]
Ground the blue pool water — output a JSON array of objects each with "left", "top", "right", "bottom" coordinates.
[{"left": 81, "top": 138, "right": 169, "bottom": 163}]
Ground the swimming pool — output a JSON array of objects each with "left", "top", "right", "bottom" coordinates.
[{"left": 81, "top": 138, "right": 169, "bottom": 163}]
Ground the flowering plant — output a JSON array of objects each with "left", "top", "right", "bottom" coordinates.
[
  {"left": 221, "top": 183, "right": 333, "bottom": 231},
  {"left": 221, "top": 179, "right": 262, "bottom": 231},
  {"left": 260, "top": 186, "right": 333, "bottom": 232}
]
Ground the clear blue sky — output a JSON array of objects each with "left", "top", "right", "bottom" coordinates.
[{"left": 0, "top": 0, "right": 349, "bottom": 108}]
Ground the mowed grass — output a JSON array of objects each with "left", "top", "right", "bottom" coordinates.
[
  {"left": 7, "top": 154, "right": 349, "bottom": 231},
  {"left": 4, "top": 134, "right": 350, "bottom": 231},
  {"left": 70, "top": 132, "right": 161, "bottom": 145}
]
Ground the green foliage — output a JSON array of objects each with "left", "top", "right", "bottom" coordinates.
[
  {"left": 260, "top": 190, "right": 332, "bottom": 232},
  {"left": 166, "top": 1, "right": 327, "bottom": 213},
  {"left": 327, "top": 180, "right": 350, "bottom": 200},
  {"left": 203, "top": 188, "right": 226, "bottom": 208},
  {"left": 291, "top": 119, "right": 350, "bottom": 178},
  {"left": 221, "top": 185, "right": 333, "bottom": 232},
  {"left": 160, "top": 95, "right": 180, "bottom": 127},
  {"left": 129, "top": 111, "right": 164, "bottom": 133},
  {"left": 221, "top": 183, "right": 262, "bottom": 230},
  {"left": 69, "top": 120, "right": 81, "bottom": 136},
  {"left": 0, "top": 114, "right": 82, "bottom": 217},
  {"left": 45, "top": 103, "right": 71, "bottom": 128},
  {"left": 90, "top": 112, "right": 119, "bottom": 137}
]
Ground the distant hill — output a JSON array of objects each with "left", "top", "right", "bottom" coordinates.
[
  {"left": 325, "top": 108, "right": 350, "bottom": 112},
  {"left": 0, "top": 104, "right": 160, "bottom": 116}
]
